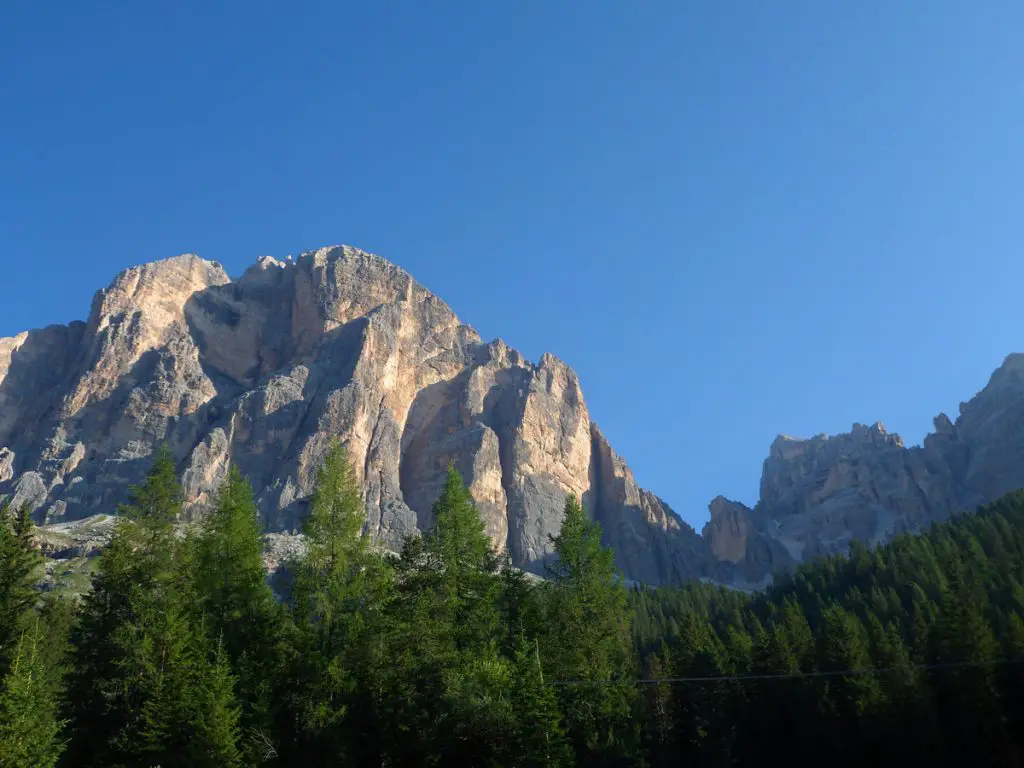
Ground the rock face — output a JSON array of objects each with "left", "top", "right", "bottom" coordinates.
[
  {"left": 703, "top": 497, "right": 752, "bottom": 564},
  {"left": 716, "top": 354, "right": 1024, "bottom": 585},
  {"left": 0, "top": 247, "right": 709, "bottom": 584},
  {"left": 6, "top": 246, "right": 1024, "bottom": 588}
]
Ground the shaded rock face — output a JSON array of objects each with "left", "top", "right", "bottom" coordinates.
[
  {"left": 751, "top": 422, "right": 959, "bottom": 564},
  {"left": 0, "top": 247, "right": 711, "bottom": 584},
  {"left": 8, "top": 246, "right": 1024, "bottom": 588},
  {"left": 700, "top": 496, "right": 794, "bottom": 589},
  {"left": 703, "top": 497, "right": 752, "bottom": 564},
  {"left": 719, "top": 354, "right": 1024, "bottom": 582},
  {"left": 587, "top": 425, "right": 706, "bottom": 585}
]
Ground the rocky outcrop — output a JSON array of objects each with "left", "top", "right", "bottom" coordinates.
[
  {"left": 703, "top": 497, "right": 752, "bottom": 564},
  {"left": 715, "top": 353, "right": 1024, "bottom": 583},
  {"left": 587, "top": 424, "right": 707, "bottom": 585},
  {"left": 700, "top": 496, "right": 794, "bottom": 589},
  {"left": 0, "top": 247, "right": 711, "bottom": 584},
  {"left": 751, "top": 422, "right": 958, "bottom": 562},
  {"left": 7, "top": 245, "right": 1024, "bottom": 588}
]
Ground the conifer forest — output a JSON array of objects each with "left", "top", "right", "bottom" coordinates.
[{"left": 4, "top": 445, "right": 1024, "bottom": 766}]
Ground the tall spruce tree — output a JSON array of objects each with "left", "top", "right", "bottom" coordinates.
[
  {"left": 866, "top": 614, "right": 943, "bottom": 764},
  {"left": 743, "top": 624, "right": 810, "bottom": 764},
  {"left": 285, "top": 443, "right": 394, "bottom": 764},
  {"left": 665, "top": 612, "right": 735, "bottom": 766},
  {"left": 0, "top": 504, "right": 43, "bottom": 679},
  {"left": 194, "top": 465, "right": 282, "bottom": 762},
  {"left": 424, "top": 464, "right": 501, "bottom": 646},
  {"left": 816, "top": 604, "right": 882, "bottom": 763},
  {"left": 0, "top": 618, "right": 65, "bottom": 768},
  {"left": 383, "top": 464, "right": 510, "bottom": 765},
  {"left": 195, "top": 466, "right": 277, "bottom": 661},
  {"left": 121, "top": 594, "right": 243, "bottom": 768},
  {"left": 507, "top": 634, "right": 571, "bottom": 767},
  {"left": 184, "top": 642, "right": 245, "bottom": 768},
  {"left": 63, "top": 529, "right": 138, "bottom": 765},
  {"left": 65, "top": 445, "right": 245, "bottom": 767},
  {"left": 930, "top": 554, "right": 1013, "bottom": 766},
  {"left": 544, "top": 493, "right": 636, "bottom": 764}
]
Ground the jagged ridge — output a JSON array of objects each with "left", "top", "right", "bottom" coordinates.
[
  {"left": 0, "top": 247, "right": 707, "bottom": 584},
  {"left": 5, "top": 246, "right": 1024, "bottom": 587},
  {"left": 703, "top": 356, "right": 1024, "bottom": 586}
]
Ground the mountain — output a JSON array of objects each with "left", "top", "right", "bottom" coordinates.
[
  {"left": 703, "top": 355, "right": 1024, "bottom": 585},
  {"left": 3, "top": 246, "right": 1024, "bottom": 586},
  {"left": 0, "top": 247, "right": 705, "bottom": 584}
]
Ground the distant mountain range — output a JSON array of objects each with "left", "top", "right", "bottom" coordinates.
[{"left": 3, "top": 246, "right": 1023, "bottom": 586}]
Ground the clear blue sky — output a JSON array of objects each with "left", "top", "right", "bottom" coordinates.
[{"left": 3, "top": 2, "right": 1024, "bottom": 529}]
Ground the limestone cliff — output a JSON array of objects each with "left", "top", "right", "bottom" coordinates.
[
  {"left": 0, "top": 247, "right": 709, "bottom": 583},
  {"left": 705, "top": 355, "right": 1024, "bottom": 585},
  {"left": 7, "top": 247, "right": 1024, "bottom": 588}
]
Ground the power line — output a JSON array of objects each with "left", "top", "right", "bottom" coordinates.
[{"left": 548, "top": 657, "right": 1024, "bottom": 686}]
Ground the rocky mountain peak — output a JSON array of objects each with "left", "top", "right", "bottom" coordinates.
[
  {"left": 707, "top": 355, "right": 1024, "bottom": 586},
  {"left": 0, "top": 246, "right": 712, "bottom": 584},
  {"left": 243, "top": 255, "right": 288, "bottom": 279},
  {"left": 702, "top": 496, "right": 753, "bottom": 565},
  {"left": 933, "top": 412, "right": 956, "bottom": 434},
  {"left": 6, "top": 246, "right": 1024, "bottom": 588},
  {"left": 87, "top": 254, "right": 229, "bottom": 329}
]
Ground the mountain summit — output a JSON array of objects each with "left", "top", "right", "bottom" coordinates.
[
  {"left": 0, "top": 247, "right": 703, "bottom": 583},
  {"left": 3, "top": 246, "right": 1024, "bottom": 586}
]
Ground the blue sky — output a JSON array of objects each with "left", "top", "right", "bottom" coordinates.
[{"left": 3, "top": 2, "right": 1024, "bottom": 529}]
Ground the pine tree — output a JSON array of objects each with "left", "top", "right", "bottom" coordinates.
[
  {"left": 498, "top": 558, "right": 543, "bottom": 657},
  {"left": 195, "top": 466, "right": 277, "bottom": 660},
  {"left": 640, "top": 650, "right": 674, "bottom": 768},
  {"left": 194, "top": 465, "right": 282, "bottom": 761},
  {"left": 666, "top": 612, "right": 735, "bottom": 766},
  {"left": 866, "top": 615, "right": 943, "bottom": 764},
  {"left": 186, "top": 642, "right": 244, "bottom": 768},
  {"left": 127, "top": 592, "right": 207, "bottom": 764},
  {"left": 509, "top": 635, "right": 571, "bottom": 767},
  {"left": 779, "top": 595, "right": 815, "bottom": 671},
  {"left": 65, "top": 448, "right": 184, "bottom": 765},
  {"left": 286, "top": 443, "right": 394, "bottom": 764},
  {"left": 112, "top": 594, "right": 244, "bottom": 768},
  {"left": 1001, "top": 612, "right": 1024, "bottom": 756},
  {"left": 383, "top": 465, "right": 508, "bottom": 765},
  {"left": 377, "top": 532, "right": 445, "bottom": 766},
  {"left": 438, "top": 644, "right": 517, "bottom": 766},
  {"left": 35, "top": 595, "right": 74, "bottom": 675},
  {"left": 930, "top": 555, "right": 1014, "bottom": 765},
  {"left": 63, "top": 531, "right": 140, "bottom": 765},
  {"left": 816, "top": 604, "right": 882, "bottom": 763},
  {"left": 0, "top": 619, "right": 65, "bottom": 768},
  {"left": 65, "top": 446, "right": 246, "bottom": 767},
  {"left": 123, "top": 443, "right": 183, "bottom": 529},
  {"left": 907, "top": 583, "right": 935, "bottom": 663},
  {"left": 0, "top": 504, "right": 43, "bottom": 678},
  {"left": 544, "top": 493, "right": 636, "bottom": 765},
  {"left": 424, "top": 464, "right": 501, "bottom": 646}
]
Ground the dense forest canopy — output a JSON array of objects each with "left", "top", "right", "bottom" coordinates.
[{"left": 3, "top": 447, "right": 1024, "bottom": 766}]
